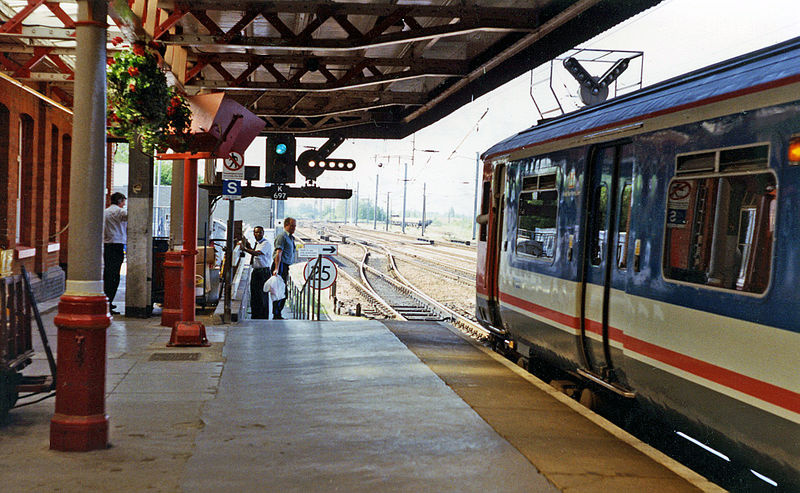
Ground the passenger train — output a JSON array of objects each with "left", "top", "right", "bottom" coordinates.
[{"left": 476, "top": 38, "right": 800, "bottom": 488}]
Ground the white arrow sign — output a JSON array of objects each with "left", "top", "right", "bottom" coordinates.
[{"left": 297, "top": 243, "right": 338, "bottom": 258}]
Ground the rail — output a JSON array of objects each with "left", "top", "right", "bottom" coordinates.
[
  {"left": 287, "top": 254, "right": 324, "bottom": 320},
  {"left": 383, "top": 247, "right": 490, "bottom": 339},
  {"left": 348, "top": 243, "right": 405, "bottom": 319}
]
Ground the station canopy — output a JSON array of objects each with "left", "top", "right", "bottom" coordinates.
[{"left": 0, "top": 0, "right": 661, "bottom": 139}]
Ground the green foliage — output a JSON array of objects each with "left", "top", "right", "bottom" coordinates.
[
  {"left": 107, "top": 44, "right": 191, "bottom": 152},
  {"left": 356, "top": 199, "right": 386, "bottom": 221},
  {"left": 158, "top": 162, "right": 172, "bottom": 185}
]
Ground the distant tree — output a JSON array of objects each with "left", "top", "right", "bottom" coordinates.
[
  {"left": 113, "top": 142, "right": 129, "bottom": 165},
  {"left": 159, "top": 162, "right": 172, "bottom": 185}
]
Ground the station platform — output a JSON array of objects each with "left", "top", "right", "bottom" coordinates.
[{"left": 1, "top": 310, "right": 723, "bottom": 492}]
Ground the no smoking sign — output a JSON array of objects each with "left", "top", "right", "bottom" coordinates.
[{"left": 669, "top": 180, "right": 692, "bottom": 201}]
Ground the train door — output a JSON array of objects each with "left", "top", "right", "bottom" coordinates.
[
  {"left": 487, "top": 162, "right": 505, "bottom": 308},
  {"left": 475, "top": 160, "right": 505, "bottom": 331},
  {"left": 579, "top": 143, "right": 633, "bottom": 387}
]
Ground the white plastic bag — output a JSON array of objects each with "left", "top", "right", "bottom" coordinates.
[{"left": 264, "top": 274, "right": 286, "bottom": 300}]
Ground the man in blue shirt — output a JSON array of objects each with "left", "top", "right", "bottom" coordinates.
[{"left": 271, "top": 217, "right": 296, "bottom": 319}]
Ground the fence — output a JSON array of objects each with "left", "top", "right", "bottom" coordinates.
[{"left": 287, "top": 255, "right": 325, "bottom": 320}]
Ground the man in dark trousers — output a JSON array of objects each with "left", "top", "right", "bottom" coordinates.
[
  {"left": 103, "top": 192, "right": 127, "bottom": 314},
  {"left": 271, "top": 217, "right": 296, "bottom": 320},
  {"left": 241, "top": 226, "right": 272, "bottom": 319}
]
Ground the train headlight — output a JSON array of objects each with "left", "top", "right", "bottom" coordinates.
[{"left": 789, "top": 138, "right": 800, "bottom": 163}]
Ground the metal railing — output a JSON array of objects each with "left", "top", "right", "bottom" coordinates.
[{"left": 287, "top": 255, "right": 324, "bottom": 320}]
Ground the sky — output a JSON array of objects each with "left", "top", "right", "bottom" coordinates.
[{"left": 237, "top": 0, "right": 800, "bottom": 217}]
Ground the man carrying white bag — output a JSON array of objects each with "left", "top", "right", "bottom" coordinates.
[{"left": 263, "top": 272, "right": 285, "bottom": 302}]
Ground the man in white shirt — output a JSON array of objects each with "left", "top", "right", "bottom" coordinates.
[
  {"left": 103, "top": 192, "right": 127, "bottom": 314},
  {"left": 241, "top": 226, "right": 272, "bottom": 319}
]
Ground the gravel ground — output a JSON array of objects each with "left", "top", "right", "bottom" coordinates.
[
  {"left": 332, "top": 242, "right": 475, "bottom": 320},
  {"left": 394, "top": 257, "right": 475, "bottom": 315}
]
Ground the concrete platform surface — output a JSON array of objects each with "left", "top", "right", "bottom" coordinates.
[{"left": 0, "top": 312, "right": 721, "bottom": 492}]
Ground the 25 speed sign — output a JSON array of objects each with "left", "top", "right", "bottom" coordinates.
[{"left": 302, "top": 256, "right": 338, "bottom": 290}]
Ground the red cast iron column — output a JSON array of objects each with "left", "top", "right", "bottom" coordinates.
[
  {"left": 181, "top": 157, "right": 197, "bottom": 321},
  {"left": 50, "top": 0, "right": 109, "bottom": 451},
  {"left": 160, "top": 251, "right": 183, "bottom": 326}
]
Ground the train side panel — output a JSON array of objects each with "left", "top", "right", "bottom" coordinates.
[
  {"left": 493, "top": 101, "right": 800, "bottom": 486},
  {"left": 497, "top": 149, "right": 587, "bottom": 369}
]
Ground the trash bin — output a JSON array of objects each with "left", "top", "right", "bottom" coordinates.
[{"left": 151, "top": 238, "right": 169, "bottom": 304}]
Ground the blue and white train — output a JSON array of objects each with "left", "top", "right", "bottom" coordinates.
[{"left": 476, "top": 38, "right": 800, "bottom": 488}]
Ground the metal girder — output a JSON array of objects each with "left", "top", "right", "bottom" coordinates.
[
  {"left": 162, "top": 1, "right": 541, "bottom": 20},
  {"left": 218, "top": 88, "right": 426, "bottom": 101},
  {"left": 0, "top": 44, "right": 125, "bottom": 55},
  {"left": 187, "top": 52, "right": 467, "bottom": 71},
  {"left": 252, "top": 99, "right": 420, "bottom": 119},
  {"left": 185, "top": 67, "right": 459, "bottom": 92},
  {"left": 0, "top": 71, "right": 72, "bottom": 82},
  {"left": 159, "top": 21, "right": 533, "bottom": 51},
  {"left": 259, "top": 112, "right": 376, "bottom": 134},
  {"left": 0, "top": 26, "right": 75, "bottom": 40}
]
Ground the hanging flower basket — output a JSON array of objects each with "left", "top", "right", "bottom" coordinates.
[{"left": 107, "top": 42, "right": 191, "bottom": 152}]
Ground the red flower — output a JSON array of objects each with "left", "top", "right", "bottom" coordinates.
[
  {"left": 132, "top": 43, "right": 145, "bottom": 56},
  {"left": 127, "top": 66, "right": 139, "bottom": 77},
  {"left": 111, "top": 36, "right": 124, "bottom": 46},
  {"left": 170, "top": 96, "right": 181, "bottom": 107},
  {"left": 167, "top": 107, "right": 175, "bottom": 116},
  {"left": 128, "top": 83, "right": 136, "bottom": 91},
  {"left": 107, "top": 58, "right": 115, "bottom": 66}
]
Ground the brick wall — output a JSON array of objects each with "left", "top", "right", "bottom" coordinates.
[{"left": 0, "top": 77, "right": 73, "bottom": 300}]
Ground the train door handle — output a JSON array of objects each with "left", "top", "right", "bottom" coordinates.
[{"left": 503, "top": 240, "right": 508, "bottom": 251}]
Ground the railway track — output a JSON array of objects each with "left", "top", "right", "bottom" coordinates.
[
  {"left": 335, "top": 240, "right": 488, "bottom": 339},
  {"left": 340, "top": 245, "right": 443, "bottom": 321},
  {"left": 382, "top": 248, "right": 475, "bottom": 285},
  {"left": 324, "top": 225, "right": 476, "bottom": 283}
]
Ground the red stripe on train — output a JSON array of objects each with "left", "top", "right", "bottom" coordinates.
[{"left": 499, "top": 291, "right": 800, "bottom": 414}]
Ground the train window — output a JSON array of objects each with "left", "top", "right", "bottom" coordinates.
[
  {"left": 516, "top": 172, "right": 558, "bottom": 260},
  {"left": 479, "top": 182, "right": 490, "bottom": 242},
  {"left": 676, "top": 144, "right": 768, "bottom": 175},
  {"left": 590, "top": 185, "right": 608, "bottom": 265},
  {"left": 663, "top": 171, "right": 776, "bottom": 294},
  {"left": 617, "top": 184, "right": 633, "bottom": 269},
  {"left": 677, "top": 152, "right": 715, "bottom": 174},
  {"left": 719, "top": 145, "right": 768, "bottom": 172}
]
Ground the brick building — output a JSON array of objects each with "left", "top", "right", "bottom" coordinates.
[{"left": 0, "top": 72, "right": 73, "bottom": 301}]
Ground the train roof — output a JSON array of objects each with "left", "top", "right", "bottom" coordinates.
[{"left": 483, "top": 36, "right": 800, "bottom": 161}]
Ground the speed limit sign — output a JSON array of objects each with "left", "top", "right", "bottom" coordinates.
[{"left": 303, "top": 256, "right": 338, "bottom": 290}]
